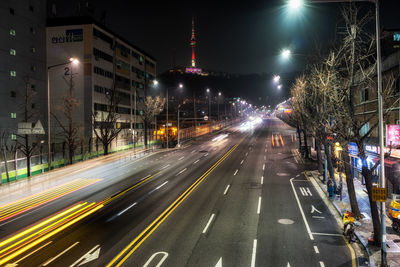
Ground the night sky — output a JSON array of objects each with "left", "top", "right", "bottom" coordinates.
[{"left": 50, "top": 0, "right": 400, "bottom": 75}]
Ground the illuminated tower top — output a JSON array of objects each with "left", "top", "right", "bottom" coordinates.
[{"left": 190, "top": 17, "right": 196, "bottom": 67}]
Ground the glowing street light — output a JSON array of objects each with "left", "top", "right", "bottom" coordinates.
[
  {"left": 179, "top": 83, "right": 183, "bottom": 89},
  {"left": 281, "top": 49, "right": 291, "bottom": 59},
  {"left": 288, "top": 0, "right": 303, "bottom": 10},
  {"left": 273, "top": 75, "right": 280, "bottom": 83},
  {"left": 153, "top": 79, "right": 159, "bottom": 86},
  {"left": 69, "top": 57, "right": 79, "bottom": 65},
  {"left": 277, "top": 85, "right": 282, "bottom": 90}
]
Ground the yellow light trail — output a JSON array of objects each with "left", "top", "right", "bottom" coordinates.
[
  {"left": 279, "top": 135, "right": 285, "bottom": 146},
  {"left": 108, "top": 137, "right": 245, "bottom": 267},
  {"left": 271, "top": 135, "right": 275, "bottom": 147},
  {"left": 0, "top": 203, "right": 104, "bottom": 265},
  {"left": 0, "top": 178, "right": 101, "bottom": 223}
]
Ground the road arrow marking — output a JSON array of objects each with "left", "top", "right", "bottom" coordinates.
[
  {"left": 143, "top": 252, "right": 168, "bottom": 267},
  {"left": 311, "top": 205, "right": 322, "bottom": 214},
  {"left": 70, "top": 244, "right": 100, "bottom": 267},
  {"left": 287, "top": 263, "right": 291, "bottom": 267},
  {"left": 215, "top": 257, "right": 222, "bottom": 267}
]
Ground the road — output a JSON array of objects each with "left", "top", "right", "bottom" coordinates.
[{"left": 0, "top": 118, "right": 355, "bottom": 267}]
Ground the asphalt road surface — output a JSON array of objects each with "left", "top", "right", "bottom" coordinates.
[{"left": 0, "top": 118, "right": 355, "bottom": 267}]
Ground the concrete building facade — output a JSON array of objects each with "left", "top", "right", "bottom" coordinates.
[
  {"left": 0, "top": 0, "right": 47, "bottom": 142},
  {"left": 46, "top": 17, "right": 156, "bottom": 148}
]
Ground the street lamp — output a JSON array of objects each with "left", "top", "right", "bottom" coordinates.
[
  {"left": 288, "top": 0, "right": 387, "bottom": 264},
  {"left": 277, "top": 85, "right": 282, "bottom": 90},
  {"left": 206, "top": 88, "right": 211, "bottom": 120},
  {"left": 47, "top": 57, "right": 79, "bottom": 170},
  {"left": 273, "top": 75, "right": 281, "bottom": 83},
  {"left": 281, "top": 49, "right": 291, "bottom": 59},
  {"left": 177, "top": 83, "right": 184, "bottom": 147},
  {"left": 218, "top": 92, "right": 222, "bottom": 121},
  {"left": 165, "top": 83, "right": 183, "bottom": 149}
]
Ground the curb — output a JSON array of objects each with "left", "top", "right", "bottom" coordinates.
[{"left": 306, "top": 171, "right": 374, "bottom": 267}]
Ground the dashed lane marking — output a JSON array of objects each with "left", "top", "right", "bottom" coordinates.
[{"left": 234, "top": 169, "right": 238, "bottom": 176}]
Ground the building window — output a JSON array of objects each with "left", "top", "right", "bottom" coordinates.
[
  {"left": 30, "top": 47, "right": 36, "bottom": 53},
  {"left": 10, "top": 91, "right": 16, "bottom": 98},
  {"left": 31, "top": 103, "right": 36, "bottom": 109},
  {"left": 31, "top": 84, "right": 36, "bottom": 91},
  {"left": 11, "top": 112, "right": 17, "bottom": 119},
  {"left": 10, "top": 29, "right": 16, "bottom": 36},
  {"left": 10, "top": 8, "right": 14, "bottom": 15},
  {"left": 360, "top": 88, "right": 369, "bottom": 102},
  {"left": 11, "top": 134, "right": 16, "bottom": 141},
  {"left": 93, "top": 48, "right": 113, "bottom": 62},
  {"left": 10, "top": 71, "right": 16, "bottom": 77},
  {"left": 29, "top": 5, "right": 34, "bottom": 12},
  {"left": 359, "top": 122, "right": 370, "bottom": 136},
  {"left": 10, "top": 49, "right": 16, "bottom": 56},
  {"left": 30, "top": 65, "right": 36, "bottom": 72}
]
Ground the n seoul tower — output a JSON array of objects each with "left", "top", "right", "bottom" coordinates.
[{"left": 190, "top": 17, "right": 197, "bottom": 67}]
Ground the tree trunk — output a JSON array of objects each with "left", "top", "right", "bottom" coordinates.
[
  {"left": 343, "top": 152, "right": 361, "bottom": 219},
  {"left": 26, "top": 154, "right": 31, "bottom": 178},
  {"left": 104, "top": 142, "right": 109, "bottom": 155},
  {"left": 323, "top": 140, "right": 337, "bottom": 189},
  {"left": 316, "top": 138, "right": 323, "bottom": 174},
  {"left": 69, "top": 146, "right": 73, "bottom": 165},
  {"left": 303, "top": 128, "right": 309, "bottom": 159},
  {"left": 362, "top": 165, "right": 381, "bottom": 246},
  {"left": 297, "top": 125, "right": 302, "bottom": 149},
  {"left": 3, "top": 148, "right": 10, "bottom": 183},
  {"left": 144, "top": 120, "right": 148, "bottom": 148}
]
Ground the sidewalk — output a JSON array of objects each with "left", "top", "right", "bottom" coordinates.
[{"left": 309, "top": 169, "right": 400, "bottom": 267}]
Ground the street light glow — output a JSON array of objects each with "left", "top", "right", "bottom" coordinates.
[
  {"left": 179, "top": 83, "right": 183, "bottom": 88},
  {"left": 273, "top": 75, "right": 280, "bottom": 83},
  {"left": 153, "top": 80, "right": 159, "bottom": 86},
  {"left": 288, "top": 0, "right": 303, "bottom": 10},
  {"left": 277, "top": 85, "right": 282, "bottom": 90},
  {"left": 69, "top": 57, "right": 79, "bottom": 65},
  {"left": 281, "top": 49, "right": 291, "bottom": 59},
  {"left": 206, "top": 88, "right": 210, "bottom": 93},
  {"left": 218, "top": 92, "right": 221, "bottom": 96}
]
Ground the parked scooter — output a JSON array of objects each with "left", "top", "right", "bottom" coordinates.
[{"left": 389, "top": 198, "right": 400, "bottom": 233}]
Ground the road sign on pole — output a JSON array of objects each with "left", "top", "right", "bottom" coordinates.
[{"left": 372, "top": 186, "right": 387, "bottom": 202}]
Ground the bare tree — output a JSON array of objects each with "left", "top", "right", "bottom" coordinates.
[
  {"left": 141, "top": 96, "right": 166, "bottom": 147},
  {"left": 16, "top": 77, "right": 40, "bottom": 177},
  {"left": 52, "top": 65, "right": 81, "bottom": 165}
]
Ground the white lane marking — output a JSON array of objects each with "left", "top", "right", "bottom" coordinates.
[
  {"left": 311, "top": 232, "right": 343, "bottom": 236},
  {"left": 191, "top": 150, "right": 196, "bottom": 153},
  {"left": 290, "top": 178, "right": 314, "bottom": 240},
  {"left": 160, "top": 164, "right": 170, "bottom": 170},
  {"left": 314, "top": 246, "right": 320, "bottom": 254},
  {"left": 204, "top": 153, "right": 209, "bottom": 156},
  {"left": 143, "top": 252, "right": 169, "bottom": 267},
  {"left": 70, "top": 244, "right": 101, "bottom": 267},
  {"left": 12, "top": 241, "right": 52, "bottom": 264},
  {"left": 262, "top": 164, "right": 265, "bottom": 171},
  {"left": 176, "top": 168, "right": 187, "bottom": 176},
  {"left": 306, "top": 188, "right": 312, "bottom": 196},
  {"left": 223, "top": 185, "right": 230, "bottom": 195},
  {"left": 319, "top": 262, "right": 325, "bottom": 267},
  {"left": 215, "top": 257, "right": 222, "bottom": 267},
  {"left": 265, "top": 149, "right": 267, "bottom": 153},
  {"left": 296, "top": 174, "right": 300, "bottom": 177},
  {"left": 251, "top": 239, "right": 257, "bottom": 267},
  {"left": 240, "top": 159, "right": 244, "bottom": 165},
  {"left": 193, "top": 159, "right": 200, "bottom": 164},
  {"left": 155, "top": 181, "right": 168, "bottom": 190},
  {"left": 261, "top": 176, "right": 264, "bottom": 185},
  {"left": 178, "top": 156, "right": 185, "bottom": 161},
  {"left": 202, "top": 214, "right": 216, "bottom": 234},
  {"left": 117, "top": 202, "right": 138, "bottom": 216},
  {"left": 246, "top": 152, "right": 248, "bottom": 156},
  {"left": 287, "top": 263, "right": 291, "bottom": 267},
  {"left": 42, "top": 241, "right": 80, "bottom": 266},
  {"left": 264, "top": 156, "right": 266, "bottom": 160},
  {"left": 234, "top": 169, "right": 238, "bottom": 176},
  {"left": 311, "top": 205, "right": 322, "bottom": 214},
  {"left": 299, "top": 187, "right": 312, "bottom": 196},
  {"left": 312, "top": 216, "right": 325, "bottom": 219},
  {"left": 257, "top": 197, "right": 262, "bottom": 214}
]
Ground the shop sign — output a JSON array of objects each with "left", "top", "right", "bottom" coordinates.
[
  {"left": 365, "top": 144, "right": 378, "bottom": 154},
  {"left": 387, "top": 124, "right": 400, "bottom": 148},
  {"left": 51, "top": 29, "right": 83, "bottom": 44},
  {"left": 348, "top": 142, "right": 358, "bottom": 156},
  {"left": 372, "top": 186, "right": 387, "bottom": 202}
]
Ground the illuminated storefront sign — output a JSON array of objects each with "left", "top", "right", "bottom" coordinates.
[
  {"left": 387, "top": 124, "right": 400, "bottom": 148},
  {"left": 185, "top": 67, "right": 202, "bottom": 74}
]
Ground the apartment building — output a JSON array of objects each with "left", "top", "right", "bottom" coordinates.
[
  {"left": 46, "top": 17, "right": 156, "bottom": 146},
  {"left": 0, "top": 0, "right": 46, "bottom": 141}
]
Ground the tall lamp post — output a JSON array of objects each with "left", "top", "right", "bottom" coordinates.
[
  {"left": 177, "top": 84, "right": 184, "bottom": 148},
  {"left": 206, "top": 88, "right": 211, "bottom": 120},
  {"left": 47, "top": 57, "right": 79, "bottom": 170},
  {"left": 218, "top": 92, "right": 222, "bottom": 121},
  {"left": 165, "top": 83, "right": 183, "bottom": 149},
  {"left": 288, "top": 0, "right": 386, "bottom": 264}
]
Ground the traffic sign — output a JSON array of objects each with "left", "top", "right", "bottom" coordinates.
[{"left": 372, "top": 186, "right": 387, "bottom": 202}]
